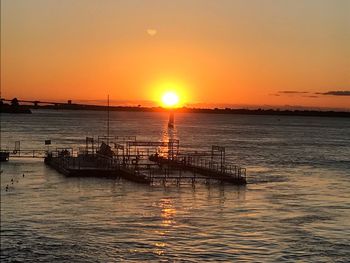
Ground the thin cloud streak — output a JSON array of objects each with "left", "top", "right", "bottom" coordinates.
[
  {"left": 278, "top": 91, "right": 309, "bottom": 94},
  {"left": 316, "top": 91, "right": 350, "bottom": 96},
  {"left": 303, "top": 95, "right": 319, "bottom": 98}
]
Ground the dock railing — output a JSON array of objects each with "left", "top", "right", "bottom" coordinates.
[
  {"left": 172, "top": 154, "right": 246, "bottom": 180},
  {"left": 44, "top": 140, "right": 247, "bottom": 184}
]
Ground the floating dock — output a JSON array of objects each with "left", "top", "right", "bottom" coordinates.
[{"left": 44, "top": 136, "right": 247, "bottom": 185}]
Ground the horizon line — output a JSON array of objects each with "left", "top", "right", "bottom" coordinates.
[{"left": 2, "top": 97, "right": 350, "bottom": 112}]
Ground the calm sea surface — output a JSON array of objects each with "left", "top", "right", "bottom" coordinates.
[{"left": 1, "top": 110, "right": 350, "bottom": 262}]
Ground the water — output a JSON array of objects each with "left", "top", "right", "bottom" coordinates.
[{"left": 1, "top": 110, "right": 350, "bottom": 262}]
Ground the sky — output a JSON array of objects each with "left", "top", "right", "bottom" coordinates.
[{"left": 1, "top": 0, "right": 350, "bottom": 109}]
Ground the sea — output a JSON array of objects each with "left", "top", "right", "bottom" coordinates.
[{"left": 1, "top": 110, "right": 350, "bottom": 262}]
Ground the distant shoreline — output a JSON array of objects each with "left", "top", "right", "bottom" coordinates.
[
  {"left": 0, "top": 104, "right": 32, "bottom": 114},
  {"left": 5, "top": 104, "right": 348, "bottom": 118}
]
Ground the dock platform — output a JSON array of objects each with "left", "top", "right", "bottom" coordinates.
[{"left": 44, "top": 136, "right": 247, "bottom": 186}]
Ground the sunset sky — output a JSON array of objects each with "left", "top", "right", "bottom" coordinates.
[{"left": 1, "top": 0, "right": 349, "bottom": 109}]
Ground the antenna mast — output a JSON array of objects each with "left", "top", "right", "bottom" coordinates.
[{"left": 107, "top": 94, "right": 110, "bottom": 145}]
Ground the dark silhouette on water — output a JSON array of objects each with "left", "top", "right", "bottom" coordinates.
[
  {"left": 11, "top": 98, "right": 19, "bottom": 107},
  {"left": 168, "top": 111, "right": 175, "bottom": 128},
  {"left": 0, "top": 98, "right": 31, "bottom": 114},
  {"left": 0, "top": 151, "right": 10, "bottom": 161}
]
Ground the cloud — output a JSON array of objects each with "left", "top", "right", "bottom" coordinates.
[
  {"left": 303, "top": 95, "right": 319, "bottom": 98},
  {"left": 317, "top": 90, "right": 350, "bottom": 96},
  {"left": 278, "top": 91, "right": 309, "bottom": 94},
  {"left": 147, "top": 29, "right": 157, "bottom": 36}
]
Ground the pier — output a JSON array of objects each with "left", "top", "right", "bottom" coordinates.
[{"left": 44, "top": 136, "right": 247, "bottom": 185}]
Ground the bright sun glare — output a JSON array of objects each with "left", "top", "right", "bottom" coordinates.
[{"left": 162, "top": 92, "right": 179, "bottom": 107}]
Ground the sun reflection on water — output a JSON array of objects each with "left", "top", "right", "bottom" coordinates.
[
  {"left": 160, "top": 198, "right": 177, "bottom": 227},
  {"left": 157, "top": 120, "right": 179, "bottom": 157},
  {"left": 151, "top": 198, "right": 178, "bottom": 256}
]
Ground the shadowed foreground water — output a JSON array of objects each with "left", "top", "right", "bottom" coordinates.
[{"left": 1, "top": 110, "right": 350, "bottom": 262}]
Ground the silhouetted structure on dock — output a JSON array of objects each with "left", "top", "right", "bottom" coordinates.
[{"left": 44, "top": 136, "right": 247, "bottom": 185}]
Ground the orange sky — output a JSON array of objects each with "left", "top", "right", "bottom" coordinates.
[{"left": 1, "top": 0, "right": 350, "bottom": 109}]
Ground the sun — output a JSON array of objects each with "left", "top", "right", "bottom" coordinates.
[{"left": 161, "top": 92, "right": 179, "bottom": 107}]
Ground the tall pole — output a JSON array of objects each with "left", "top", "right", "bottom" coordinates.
[{"left": 107, "top": 94, "right": 110, "bottom": 145}]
